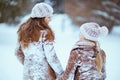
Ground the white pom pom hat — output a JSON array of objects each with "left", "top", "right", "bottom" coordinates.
[
  {"left": 80, "top": 22, "right": 109, "bottom": 41},
  {"left": 30, "top": 3, "right": 53, "bottom": 18}
]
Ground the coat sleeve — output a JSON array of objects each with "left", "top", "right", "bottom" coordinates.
[
  {"left": 43, "top": 41, "right": 63, "bottom": 77},
  {"left": 100, "top": 50, "right": 106, "bottom": 79},
  {"left": 58, "top": 50, "right": 79, "bottom": 80},
  {"left": 15, "top": 45, "right": 24, "bottom": 65}
]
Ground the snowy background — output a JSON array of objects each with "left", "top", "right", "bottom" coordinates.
[{"left": 0, "top": 14, "right": 120, "bottom": 80}]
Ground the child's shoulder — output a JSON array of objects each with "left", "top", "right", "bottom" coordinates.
[{"left": 100, "top": 49, "right": 106, "bottom": 57}]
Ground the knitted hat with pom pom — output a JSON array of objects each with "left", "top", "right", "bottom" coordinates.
[
  {"left": 80, "top": 22, "right": 108, "bottom": 41},
  {"left": 30, "top": 3, "right": 53, "bottom": 18}
]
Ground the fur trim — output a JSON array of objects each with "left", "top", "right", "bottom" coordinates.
[{"left": 72, "top": 40, "right": 95, "bottom": 49}]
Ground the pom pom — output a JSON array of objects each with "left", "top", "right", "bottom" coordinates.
[{"left": 100, "top": 26, "right": 109, "bottom": 36}]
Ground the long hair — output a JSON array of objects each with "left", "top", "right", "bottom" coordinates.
[
  {"left": 81, "top": 34, "right": 103, "bottom": 73},
  {"left": 17, "top": 17, "right": 54, "bottom": 48},
  {"left": 85, "top": 38, "right": 103, "bottom": 73},
  {"left": 94, "top": 42, "right": 103, "bottom": 73}
]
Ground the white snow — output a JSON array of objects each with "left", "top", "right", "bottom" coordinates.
[{"left": 0, "top": 14, "right": 120, "bottom": 80}]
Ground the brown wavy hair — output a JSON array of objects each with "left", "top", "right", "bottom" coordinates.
[{"left": 17, "top": 17, "right": 54, "bottom": 48}]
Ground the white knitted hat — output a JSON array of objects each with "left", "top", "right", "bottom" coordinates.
[
  {"left": 80, "top": 22, "right": 109, "bottom": 41},
  {"left": 30, "top": 3, "right": 53, "bottom": 18}
]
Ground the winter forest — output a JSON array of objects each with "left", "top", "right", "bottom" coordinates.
[{"left": 0, "top": 0, "right": 120, "bottom": 80}]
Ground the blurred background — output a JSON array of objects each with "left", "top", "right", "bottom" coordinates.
[
  {"left": 0, "top": 0, "right": 120, "bottom": 80},
  {"left": 0, "top": 0, "right": 120, "bottom": 31}
]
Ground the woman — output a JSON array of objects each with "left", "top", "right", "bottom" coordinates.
[
  {"left": 59, "top": 22, "right": 108, "bottom": 80},
  {"left": 15, "top": 3, "right": 63, "bottom": 80}
]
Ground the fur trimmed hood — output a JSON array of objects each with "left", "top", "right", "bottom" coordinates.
[{"left": 72, "top": 40, "right": 96, "bottom": 50}]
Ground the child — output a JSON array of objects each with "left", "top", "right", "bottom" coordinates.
[
  {"left": 59, "top": 22, "right": 108, "bottom": 80},
  {"left": 15, "top": 3, "right": 63, "bottom": 80}
]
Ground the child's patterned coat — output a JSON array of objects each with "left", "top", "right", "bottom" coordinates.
[{"left": 59, "top": 40, "right": 106, "bottom": 80}]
